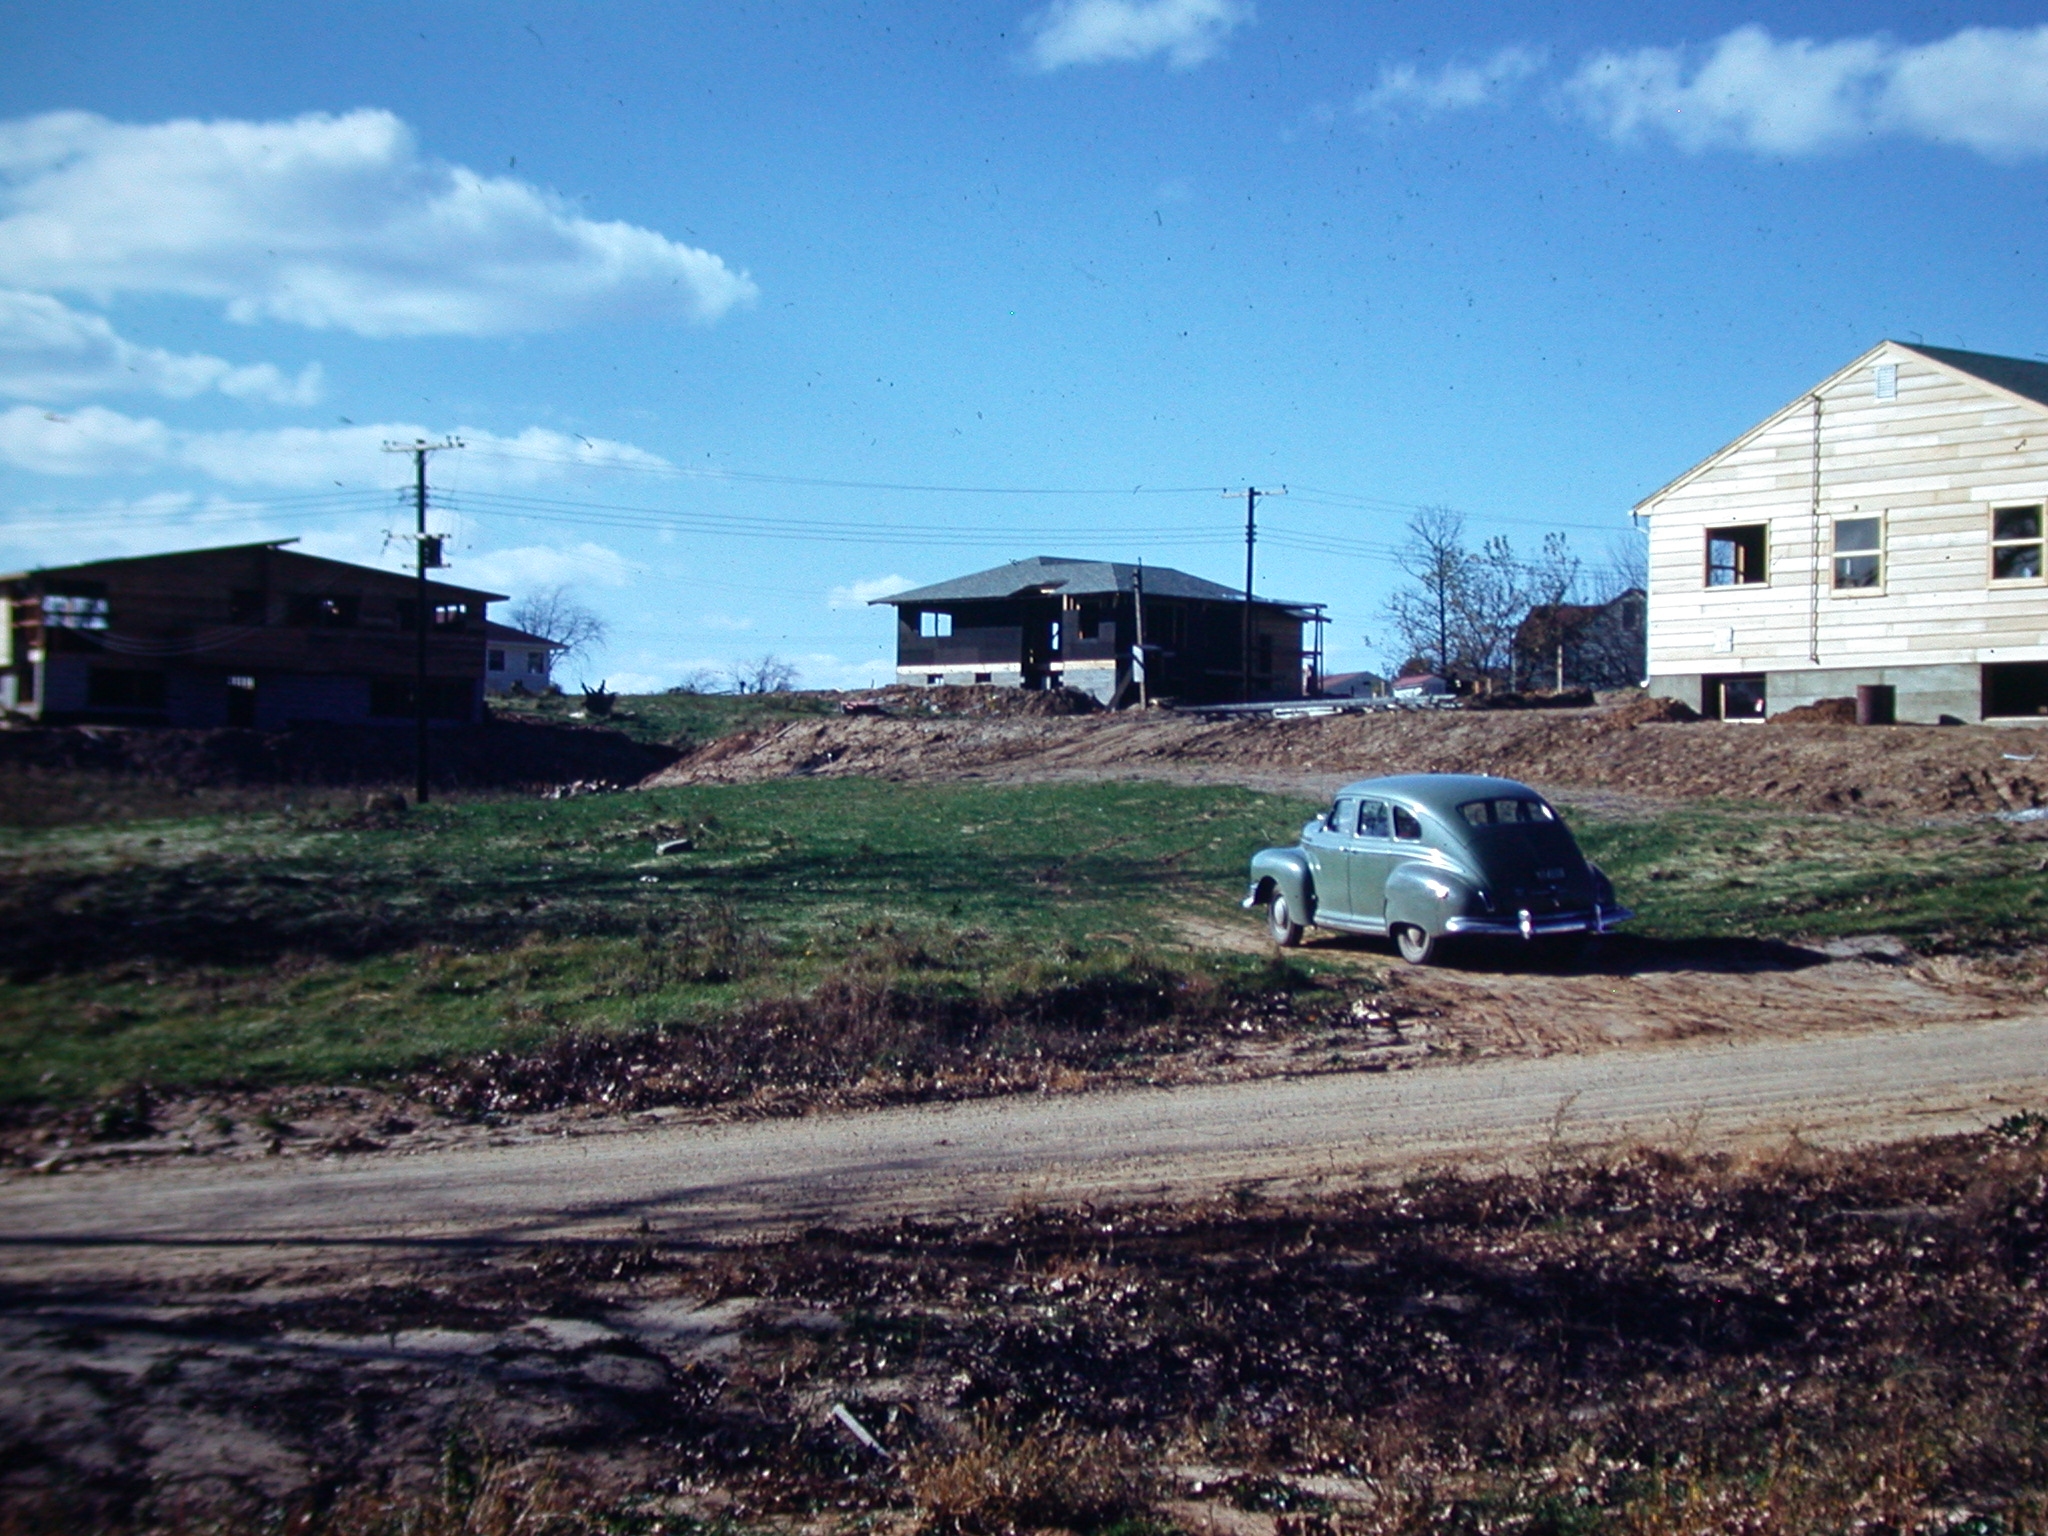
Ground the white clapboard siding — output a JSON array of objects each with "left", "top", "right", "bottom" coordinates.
[{"left": 1641, "top": 341, "right": 2048, "bottom": 676}]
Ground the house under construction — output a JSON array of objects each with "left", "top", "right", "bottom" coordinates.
[{"left": 875, "top": 555, "right": 1323, "bottom": 706}]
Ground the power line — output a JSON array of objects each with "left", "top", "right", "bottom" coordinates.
[{"left": 459, "top": 446, "right": 1226, "bottom": 497}]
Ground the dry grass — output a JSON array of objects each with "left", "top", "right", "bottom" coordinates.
[{"left": 14, "top": 1124, "right": 2048, "bottom": 1534}]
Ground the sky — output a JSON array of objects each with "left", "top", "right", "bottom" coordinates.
[{"left": 5, "top": 0, "right": 2048, "bottom": 690}]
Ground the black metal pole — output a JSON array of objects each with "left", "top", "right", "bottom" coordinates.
[{"left": 414, "top": 446, "right": 430, "bottom": 805}]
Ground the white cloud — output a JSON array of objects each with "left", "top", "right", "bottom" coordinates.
[
  {"left": 1566, "top": 23, "right": 2048, "bottom": 158},
  {"left": 0, "top": 404, "right": 174, "bottom": 476},
  {"left": 1025, "top": 0, "right": 1252, "bottom": 71},
  {"left": 460, "top": 541, "right": 639, "bottom": 594},
  {"left": 0, "top": 109, "right": 758, "bottom": 337},
  {"left": 0, "top": 404, "right": 673, "bottom": 488},
  {"left": 0, "top": 290, "right": 320, "bottom": 404},
  {"left": 828, "top": 573, "right": 913, "bottom": 609},
  {"left": 1356, "top": 46, "right": 1548, "bottom": 118}
]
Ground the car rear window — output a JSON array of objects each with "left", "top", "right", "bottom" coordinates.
[
  {"left": 1459, "top": 797, "right": 1558, "bottom": 827},
  {"left": 1391, "top": 805, "right": 1423, "bottom": 841}
]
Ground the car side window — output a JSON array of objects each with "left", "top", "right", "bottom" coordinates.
[
  {"left": 1391, "top": 805, "right": 1423, "bottom": 841},
  {"left": 1357, "top": 799, "right": 1390, "bottom": 839},
  {"left": 1326, "top": 798, "right": 1356, "bottom": 834}
]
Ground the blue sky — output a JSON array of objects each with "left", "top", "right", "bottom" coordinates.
[{"left": 5, "top": 0, "right": 2048, "bottom": 689}]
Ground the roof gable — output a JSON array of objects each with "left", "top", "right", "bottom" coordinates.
[
  {"left": 1633, "top": 341, "right": 2048, "bottom": 515},
  {"left": 0, "top": 539, "right": 507, "bottom": 602}
]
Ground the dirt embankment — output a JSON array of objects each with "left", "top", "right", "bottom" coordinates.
[
  {"left": 0, "top": 716, "right": 680, "bottom": 793},
  {"left": 645, "top": 697, "right": 2048, "bottom": 816}
]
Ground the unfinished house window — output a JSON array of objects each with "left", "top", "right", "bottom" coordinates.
[
  {"left": 44, "top": 593, "right": 111, "bottom": 630},
  {"left": 1706, "top": 526, "right": 1768, "bottom": 586},
  {"left": 287, "top": 594, "right": 359, "bottom": 627},
  {"left": 488, "top": 649, "right": 506, "bottom": 672},
  {"left": 973, "top": 672, "right": 991, "bottom": 683},
  {"left": 1707, "top": 673, "right": 1767, "bottom": 721},
  {"left": 925, "top": 673, "right": 943, "bottom": 685},
  {"left": 1992, "top": 506, "right": 2045, "bottom": 582},
  {"left": 526, "top": 651, "right": 547, "bottom": 675},
  {"left": 919, "top": 611, "right": 952, "bottom": 639},
  {"left": 1985, "top": 662, "right": 2048, "bottom": 718},
  {"left": 1832, "top": 515, "right": 1882, "bottom": 590},
  {"left": 1874, "top": 363, "right": 1898, "bottom": 400},
  {"left": 86, "top": 668, "right": 166, "bottom": 709}
]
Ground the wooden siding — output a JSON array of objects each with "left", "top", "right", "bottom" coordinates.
[{"left": 1642, "top": 342, "right": 2048, "bottom": 679}]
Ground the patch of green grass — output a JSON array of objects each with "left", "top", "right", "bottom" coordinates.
[
  {"left": 1568, "top": 799, "right": 2048, "bottom": 950},
  {"left": 0, "top": 779, "right": 1321, "bottom": 1104},
  {"left": 8, "top": 779, "right": 2046, "bottom": 1108}
]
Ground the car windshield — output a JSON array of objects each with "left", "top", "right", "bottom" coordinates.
[{"left": 1458, "top": 797, "right": 1557, "bottom": 827}]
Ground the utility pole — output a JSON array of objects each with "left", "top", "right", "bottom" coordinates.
[
  {"left": 383, "top": 437, "right": 462, "bottom": 804},
  {"left": 1132, "top": 561, "right": 1148, "bottom": 708},
  {"left": 1226, "top": 486, "right": 1285, "bottom": 703}
]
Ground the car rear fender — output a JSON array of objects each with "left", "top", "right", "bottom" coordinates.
[
  {"left": 1383, "top": 859, "right": 1474, "bottom": 938},
  {"left": 1246, "top": 847, "right": 1315, "bottom": 921}
]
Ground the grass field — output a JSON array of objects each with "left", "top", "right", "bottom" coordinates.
[{"left": 3, "top": 778, "right": 2045, "bottom": 1109}]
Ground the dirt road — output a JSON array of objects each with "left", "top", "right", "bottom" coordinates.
[{"left": 6, "top": 1013, "right": 2045, "bottom": 1282}]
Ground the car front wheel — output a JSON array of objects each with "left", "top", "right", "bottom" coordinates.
[
  {"left": 1393, "top": 923, "right": 1437, "bottom": 965},
  {"left": 1267, "top": 891, "right": 1304, "bottom": 947}
]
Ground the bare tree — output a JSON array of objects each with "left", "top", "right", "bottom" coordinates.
[
  {"left": 1383, "top": 512, "right": 1593, "bottom": 688},
  {"left": 1593, "top": 531, "right": 1649, "bottom": 601},
  {"left": 666, "top": 667, "right": 724, "bottom": 695},
  {"left": 508, "top": 585, "right": 609, "bottom": 664},
  {"left": 1381, "top": 507, "right": 1466, "bottom": 677},
  {"left": 726, "top": 653, "right": 799, "bottom": 694}
]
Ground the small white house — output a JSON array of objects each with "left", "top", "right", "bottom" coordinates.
[
  {"left": 1639, "top": 341, "right": 2048, "bottom": 723},
  {"left": 483, "top": 621, "right": 563, "bottom": 694},
  {"left": 1319, "top": 670, "right": 1386, "bottom": 699}
]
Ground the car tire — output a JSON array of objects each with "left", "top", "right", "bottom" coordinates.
[
  {"left": 1267, "top": 891, "right": 1304, "bottom": 947},
  {"left": 1393, "top": 924, "right": 1437, "bottom": 965}
]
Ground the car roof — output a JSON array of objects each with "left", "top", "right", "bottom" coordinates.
[{"left": 1332, "top": 773, "right": 1543, "bottom": 812}]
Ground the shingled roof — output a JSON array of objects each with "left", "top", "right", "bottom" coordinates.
[
  {"left": 875, "top": 556, "right": 1315, "bottom": 610},
  {"left": 1909, "top": 343, "right": 2048, "bottom": 413}
]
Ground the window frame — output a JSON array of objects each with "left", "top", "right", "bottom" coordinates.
[
  {"left": 1990, "top": 504, "right": 2047, "bottom": 586},
  {"left": 1704, "top": 524, "right": 1769, "bottom": 588},
  {"left": 918, "top": 610, "right": 953, "bottom": 639},
  {"left": 1830, "top": 512, "right": 1885, "bottom": 595}
]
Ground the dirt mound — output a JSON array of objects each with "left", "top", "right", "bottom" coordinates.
[
  {"left": 1469, "top": 688, "right": 1597, "bottom": 711},
  {"left": 643, "top": 694, "right": 2048, "bottom": 817},
  {"left": 1596, "top": 691, "right": 1700, "bottom": 727},
  {"left": 1771, "top": 696, "right": 1861, "bottom": 725},
  {"left": 0, "top": 716, "right": 679, "bottom": 793},
  {"left": 857, "top": 683, "right": 1102, "bottom": 717}
]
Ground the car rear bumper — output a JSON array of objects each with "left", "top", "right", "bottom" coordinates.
[{"left": 1444, "top": 904, "right": 1634, "bottom": 939}]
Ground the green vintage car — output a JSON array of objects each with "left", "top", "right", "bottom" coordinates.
[{"left": 1242, "top": 773, "right": 1631, "bottom": 964}]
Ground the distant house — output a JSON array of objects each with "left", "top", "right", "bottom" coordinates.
[
  {"left": 1513, "top": 590, "right": 1646, "bottom": 691},
  {"left": 0, "top": 540, "right": 504, "bottom": 728},
  {"left": 1640, "top": 341, "right": 2048, "bottom": 723},
  {"left": 1319, "top": 670, "right": 1386, "bottom": 699},
  {"left": 1391, "top": 672, "right": 1452, "bottom": 699},
  {"left": 484, "top": 622, "right": 564, "bottom": 694},
  {"left": 875, "top": 555, "right": 1324, "bottom": 705}
]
